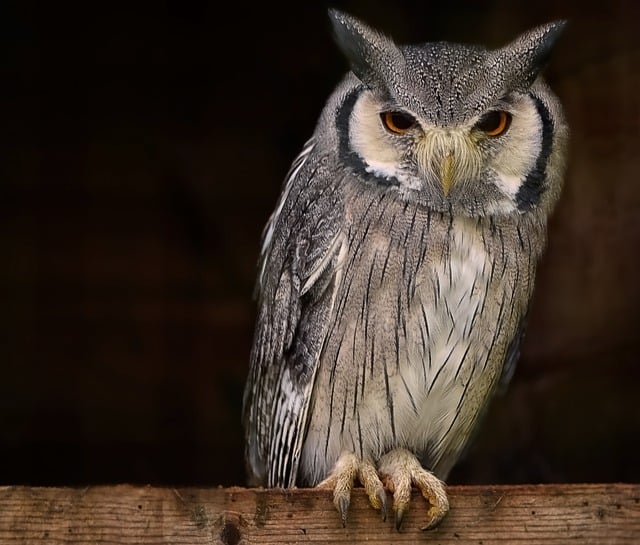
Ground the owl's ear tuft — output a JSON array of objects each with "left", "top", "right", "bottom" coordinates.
[
  {"left": 328, "top": 9, "right": 404, "bottom": 88},
  {"left": 513, "top": 20, "right": 567, "bottom": 75},
  {"left": 494, "top": 20, "right": 568, "bottom": 90}
]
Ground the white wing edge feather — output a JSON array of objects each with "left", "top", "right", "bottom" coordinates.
[{"left": 258, "top": 139, "right": 316, "bottom": 288}]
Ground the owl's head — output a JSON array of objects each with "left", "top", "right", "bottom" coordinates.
[{"left": 326, "top": 10, "right": 568, "bottom": 217}]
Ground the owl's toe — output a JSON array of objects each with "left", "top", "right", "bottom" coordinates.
[
  {"left": 317, "top": 451, "right": 358, "bottom": 526},
  {"left": 412, "top": 463, "right": 449, "bottom": 530},
  {"left": 378, "top": 448, "right": 449, "bottom": 531},
  {"left": 317, "top": 451, "right": 388, "bottom": 525},
  {"left": 358, "top": 458, "right": 388, "bottom": 521}
]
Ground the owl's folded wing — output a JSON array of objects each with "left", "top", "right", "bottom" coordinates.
[{"left": 243, "top": 140, "right": 347, "bottom": 487}]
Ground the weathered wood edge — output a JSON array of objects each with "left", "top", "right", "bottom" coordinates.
[{"left": 0, "top": 483, "right": 638, "bottom": 544}]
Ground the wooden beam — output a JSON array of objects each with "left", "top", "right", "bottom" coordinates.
[{"left": 0, "top": 484, "right": 637, "bottom": 544}]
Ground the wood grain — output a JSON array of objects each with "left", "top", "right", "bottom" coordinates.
[{"left": 0, "top": 484, "right": 637, "bottom": 544}]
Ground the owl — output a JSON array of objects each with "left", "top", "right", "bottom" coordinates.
[{"left": 242, "top": 9, "right": 568, "bottom": 530}]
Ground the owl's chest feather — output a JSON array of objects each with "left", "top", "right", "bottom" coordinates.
[
  {"left": 398, "top": 222, "right": 502, "bottom": 473},
  {"left": 302, "top": 204, "right": 523, "bottom": 482}
]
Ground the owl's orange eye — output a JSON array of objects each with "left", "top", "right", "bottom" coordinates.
[
  {"left": 381, "top": 111, "right": 417, "bottom": 134},
  {"left": 475, "top": 110, "right": 512, "bottom": 136}
]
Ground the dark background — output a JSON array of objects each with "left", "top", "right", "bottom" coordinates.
[{"left": 2, "top": 0, "right": 638, "bottom": 488}]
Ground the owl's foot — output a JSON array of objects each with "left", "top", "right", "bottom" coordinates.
[
  {"left": 378, "top": 448, "right": 449, "bottom": 530},
  {"left": 317, "top": 448, "right": 448, "bottom": 530},
  {"left": 317, "top": 451, "right": 388, "bottom": 526}
]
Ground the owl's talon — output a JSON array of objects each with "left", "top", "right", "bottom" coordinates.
[
  {"left": 395, "top": 504, "right": 407, "bottom": 531},
  {"left": 368, "top": 486, "right": 388, "bottom": 521},
  {"left": 337, "top": 496, "right": 350, "bottom": 527},
  {"left": 378, "top": 490, "right": 388, "bottom": 522},
  {"left": 318, "top": 451, "right": 359, "bottom": 526}
]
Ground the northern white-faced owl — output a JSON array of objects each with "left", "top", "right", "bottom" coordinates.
[{"left": 242, "top": 9, "right": 568, "bottom": 529}]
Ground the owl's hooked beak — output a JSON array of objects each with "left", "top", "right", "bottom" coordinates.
[
  {"left": 417, "top": 132, "right": 482, "bottom": 198},
  {"left": 440, "top": 152, "right": 455, "bottom": 197}
]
